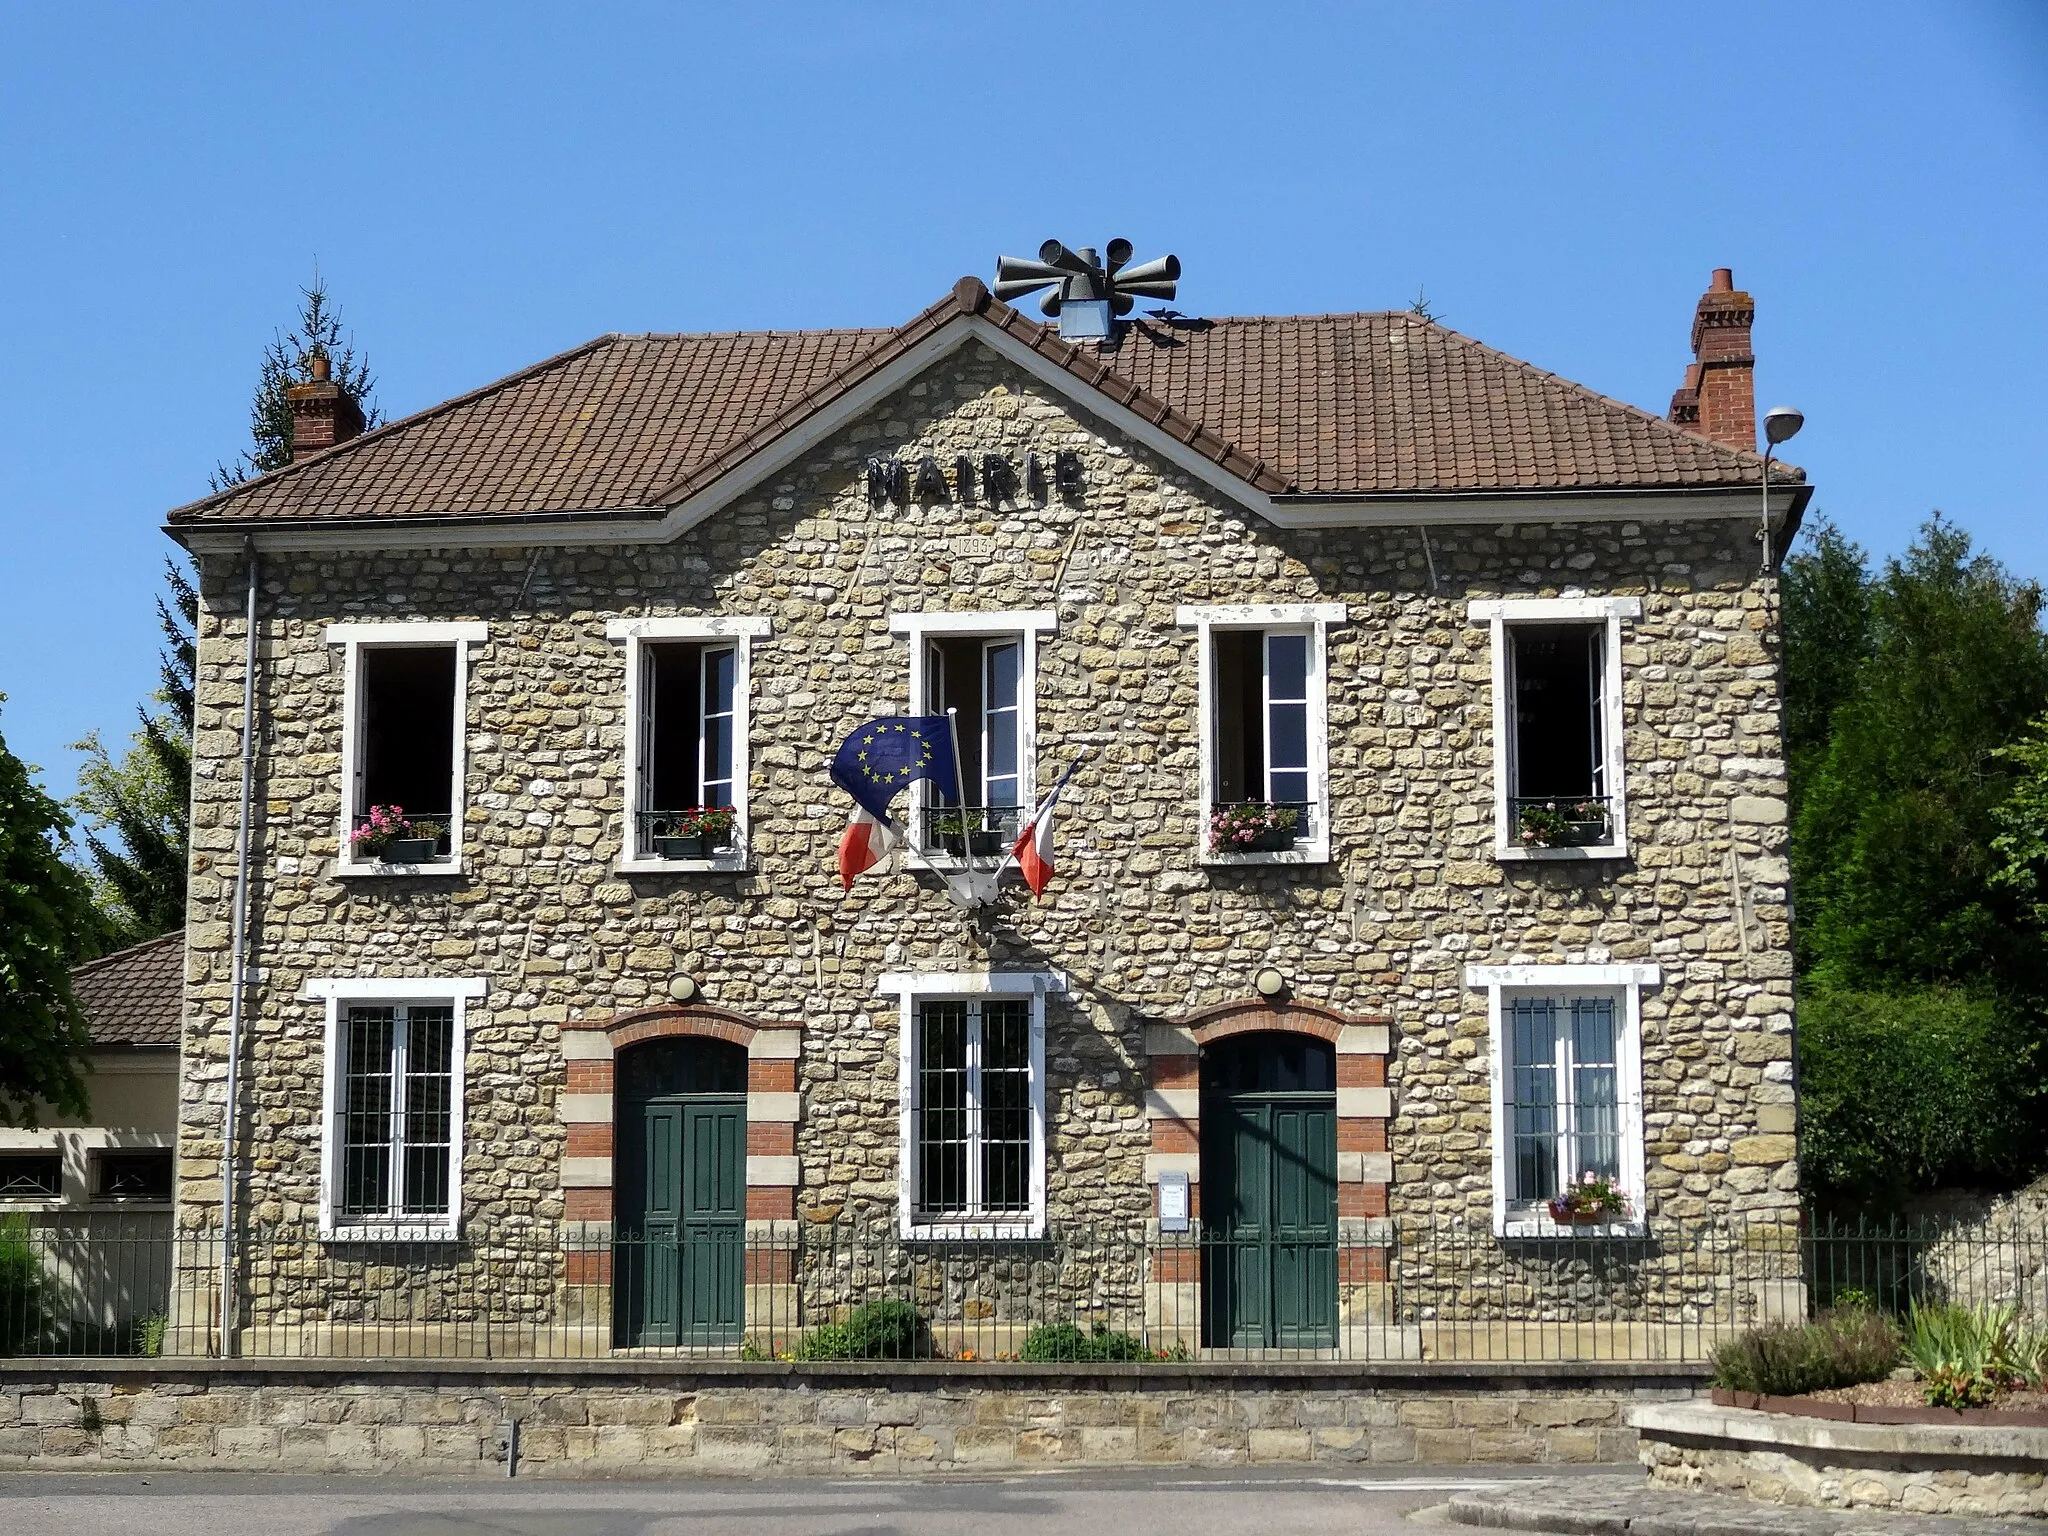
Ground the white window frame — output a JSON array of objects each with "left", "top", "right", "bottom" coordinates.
[
  {"left": 1469, "top": 597, "right": 1637, "bottom": 862},
  {"left": 1177, "top": 603, "right": 1345, "bottom": 866},
  {"left": 606, "top": 616, "right": 770, "bottom": 873},
  {"left": 307, "top": 976, "right": 485, "bottom": 1242},
  {"left": 1467, "top": 963, "right": 1656, "bottom": 1238},
  {"left": 879, "top": 969, "right": 1060, "bottom": 1240},
  {"left": 889, "top": 611, "right": 1055, "bottom": 871},
  {"left": 326, "top": 622, "right": 489, "bottom": 877}
]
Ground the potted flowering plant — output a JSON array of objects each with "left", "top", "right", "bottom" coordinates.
[
  {"left": 934, "top": 809, "right": 1004, "bottom": 858},
  {"left": 350, "top": 806, "right": 444, "bottom": 864},
  {"left": 1209, "top": 802, "right": 1301, "bottom": 854},
  {"left": 1547, "top": 1171, "right": 1629, "bottom": 1226},
  {"left": 650, "top": 807, "right": 736, "bottom": 859},
  {"left": 1516, "top": 799, "right": 1611, "bottom": 848}
]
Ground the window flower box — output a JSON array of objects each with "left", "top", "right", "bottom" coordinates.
[
  {"left": 933, "top": 810, "right": 1005, "bottom": 859},
  {"left": 644, "top": 807, "right": 736, "bottom": 861},
  {"left": 1546, "top": 1171, "right": 1630, "bottom": 1226},
  {"left": 1514, "top": 799, "right": 1613, "bottom": 849},
  {"left": 1209, "top": 801, "right": 1302, "bottom": 855},
  {"left": 350, "top": 807, "right": 446, "bottom": 864}
]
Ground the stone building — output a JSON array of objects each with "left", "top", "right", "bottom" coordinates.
[{"left": 163, "top": 264, "right": 1809, "bottom": 1354}]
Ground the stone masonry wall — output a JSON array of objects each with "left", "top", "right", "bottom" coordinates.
[
  {"left": 0, "top": 1363, "right": 1685, "bottom": 1474},
  {"left": 175, "top": 338, "right": 1797, "bottom": 1319}
]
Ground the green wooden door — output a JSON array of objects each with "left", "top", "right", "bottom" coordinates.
[
  {"left": 1201, "top": 1034, "right": 1337, "bottom": 1349},
  {"left": 677, "top": 1099, "right": 745, "bottom": 1344},
  {"left": 614, "top": 1039, "right": 747, "bottom": 1349}
]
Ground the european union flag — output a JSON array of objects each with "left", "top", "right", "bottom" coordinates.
[{"left": 829, "top": 715, "right": 960, "bottom": 826}]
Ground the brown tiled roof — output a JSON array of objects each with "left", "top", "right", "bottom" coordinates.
[
  {"left": 169, "top": 278, "right": 1793, "bottom": 527},
  {"left": 70, "top": 934, "right": 181, "bottom": 1048}
]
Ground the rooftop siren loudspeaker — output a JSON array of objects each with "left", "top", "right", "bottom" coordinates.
[{"left": 993, "top": 238, "right": 1181, "bottom": 336}]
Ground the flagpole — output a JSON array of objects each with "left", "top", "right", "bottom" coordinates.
[{"left": 943, "top": 706, "right": 976, "bottom": 875}]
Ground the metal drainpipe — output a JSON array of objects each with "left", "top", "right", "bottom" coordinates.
[{"left": 218, "top": 538, "right": 259, "bottom": 1357}]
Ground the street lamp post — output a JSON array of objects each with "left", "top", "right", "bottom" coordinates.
[{"left": 1759, "top": 406, "right": 1804, "bottom": 570}]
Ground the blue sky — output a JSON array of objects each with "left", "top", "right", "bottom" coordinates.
[{"left": 2, "top": 2, "right": 2044, "bottom": 807}]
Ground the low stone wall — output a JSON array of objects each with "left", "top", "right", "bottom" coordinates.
[
  {"left": 1635, "top": 1400, "right": 2048, "bottom": 1519},
  {"left": 0, "top": 1360, "right": 1698, "bottom": 1476}
]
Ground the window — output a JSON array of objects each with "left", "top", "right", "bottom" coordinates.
[
  {"left": 1506, "top": 997, "right": 1620, "bottom": 1205},
  {"left": 326, "top": 622, "right": 488, "bottom": 873},
  {"left": 337, "top": 1005, "right": 454, "bottom": 1223},
  {"left": 607, "top": 617, "right": 768, "bottom": 870},
  {"left": 309, "top": 976, "right": 482, "bottom": 1240},
  {"left": 0, "top": 1153, "right": 61, "bottom": 1200},
  {"left": 92, "top": 1149, "right": 173, "bottom": 1202},
  {"left": 1470, "top": 598, "right": 1636, "bottom": 859},
  {"left": 1468, "top": 963, "right": 1654, "bottom": 1236},
  {"left": 1177, "top": 604, "right": 1345, "bottom": 864},
  {"left": 882, "top": 969, "right": 1057, "bottom": 1238},
  {"left": 913, "top": 999, "right": 1033, "bottom": 1222},
  {"left": 889, "top": 612, "right": 1054, "bottom": 863}
]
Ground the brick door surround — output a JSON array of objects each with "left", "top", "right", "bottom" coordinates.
[
  {"left": 559, "top": 1004, "right": 802, "bottom": 1225},
  {"left": 1144, "top": 998, "right": 1392, "bottom": 1221}
]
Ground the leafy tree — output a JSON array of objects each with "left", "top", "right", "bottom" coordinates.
[
  {"left": 1780, "top": 517, "right": 1872, "bottom": 795},
  {"left": 69, "top": 561, "right": 194, "bottom": 947},
  {"left": 1789, "top": 516, "right": 2048, "bottom": 991},
  {"left": 211, "top": 274, "right": 379, "bottom": 490},
  {"left": 0, "top": 706, "right": 99, "bottom": 1126}
]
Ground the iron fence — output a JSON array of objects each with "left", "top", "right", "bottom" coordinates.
[{"left": 3, "top": 1212, "right": 2044, "bottom": 1363}]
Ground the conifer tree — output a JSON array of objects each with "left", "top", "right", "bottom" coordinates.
[{"left": 211, "top": 275, "right": 379, "bottom": 489}]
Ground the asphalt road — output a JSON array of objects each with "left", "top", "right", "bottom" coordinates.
[{"left": 0, "top": 1465, "right": 1606, "bottom": 1536}]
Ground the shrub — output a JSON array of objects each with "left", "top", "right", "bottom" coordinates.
[
  {"left": 794, "top": 1299, "right": 927, "bottom": 1361},
  {"left": 1797, "top": 986, "right": 2040, "bottom": 1204},
  {"left": 1711, "top": 1305, "right": 1901, "bottom": 1396},
  {"left": 1020, "top": 1323, "right": 1157, "bottom": 1362},
  {"left": 1905, "top": 1301, "right": 2037, "bottom": 1408},
  {"left": 0, "top": 1216, "right": 46, "bottom": 1356}
]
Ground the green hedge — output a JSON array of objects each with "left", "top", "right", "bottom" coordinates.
[
  {"left": 1797, "top": 985, "right": 2039, "bottom": 1204},
  {"left": 793, "top": 1299, "right": 928, "bottom": 1360}
]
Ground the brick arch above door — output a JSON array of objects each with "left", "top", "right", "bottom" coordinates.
[
  {"left": 559, "top": 1005, "right": 803, "bottom": 1225},
  {"left": 1144, "top": 998, "right": 1392, "bottom": 1221}
]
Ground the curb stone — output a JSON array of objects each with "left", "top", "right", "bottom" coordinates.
[{"left": 1445, "top": 1475, "right": 2042, "bottom": 1536}]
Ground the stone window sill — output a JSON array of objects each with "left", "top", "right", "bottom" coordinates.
[
  {"left": 321, "top": 1223, "right": 463, "bottom": 1244},
  {"left": 902, "top": 1219, "right": 1045, "bottom": 1242},
  {"left": 1200, "top": 844, "right": 1332, "bottom": 868},
  {"left": 1500, "top": 1216, "right": 1647, "bottom": 1240},
  {"left": 333, "top": 860, "right": 466, "bottom": 879},
  {"left": 615, "top": 854, "right": 750, "bottom": 876},
  {"left": 1496, "top": 844, "right": 1629, "bottom": 863}
]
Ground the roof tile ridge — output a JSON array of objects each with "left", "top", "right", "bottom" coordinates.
[
  {"left": 71, "top": 932, "right": 183, "bottom": 974},
  {"left": 1413, "top": 318, "right": 1788, "bottom": 479},
  {"left": 614, "top": 325, "right": 899, "bottom": 342},
  {"left": 165, "top": 334, "right": 624, "bottom": 522}
]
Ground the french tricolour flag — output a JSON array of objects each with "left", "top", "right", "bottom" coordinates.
[
  {"left": 1009, "top": 761, "right": 1083, "bottom": 898},
  {"left": 837, "top": 806, "right": 899, "bottom": 889}
]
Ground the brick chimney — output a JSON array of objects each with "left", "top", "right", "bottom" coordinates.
[
  {"left": 1668, "top": 268, "right": 1756, "bottom": 451},
  {"left": 285, "top": 353, "right": 365, "bottom": 460}
]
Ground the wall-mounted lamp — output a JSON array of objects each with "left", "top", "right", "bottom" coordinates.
[
  {"left": 1254, "top": 967, "right": 1287, "bottom": 1002},
  {"left": 669, "top": 976, "right": 700, "bottom": 1004}
]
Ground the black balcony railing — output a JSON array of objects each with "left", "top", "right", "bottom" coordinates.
[
  {"left": 920, "top": 804, "right": 1023, "bottom": 859},
  {"left": 635, "top": 809, "right": 739, "bottom": 860},
  {"left": 1510, "top": 795, "right": 1615, "bottom": 849}
]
